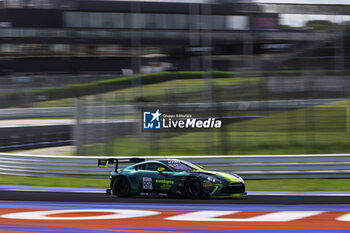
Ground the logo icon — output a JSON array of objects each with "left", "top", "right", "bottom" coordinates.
[{"left": 143, "top": 109, "right": 162, "bottom": 129}]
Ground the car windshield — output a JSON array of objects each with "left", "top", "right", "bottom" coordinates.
[{"left": 162, "top": 160, "right": 201, "bottom": 172}]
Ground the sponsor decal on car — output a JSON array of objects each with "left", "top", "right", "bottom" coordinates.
[
  {"left": 156, "top": 179, "right": 174, "bottom": 184},
  {"left": 142, "top": 177, "right": 152, "bottom": 190},
  {"left": 160, "top": 183, "right": 172, "bottom": 190},
  {"left": 203, "top": 182, "right": 213, "bottom": 187}
]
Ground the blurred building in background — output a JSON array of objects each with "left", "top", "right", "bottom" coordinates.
[
  {"left": 0, "top": 0, "right": 278, "bottom": 75},
  {"left": 0, "top": 0, "right": 349, "bottom": 74}
]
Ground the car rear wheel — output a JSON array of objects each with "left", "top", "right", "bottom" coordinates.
[
  {"left": 185, "top": 178, "right": 203, "bottom": 199},
  {"left": 113, "top": 176, "right": 130, "bottom": 197}
]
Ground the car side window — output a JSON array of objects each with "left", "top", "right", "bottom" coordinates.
[
  {"left": 138, "top": 163, "right": 171, "bottom": 171},
  {"left": 144, "top": 163, "right": 160, "bottom": 171}
]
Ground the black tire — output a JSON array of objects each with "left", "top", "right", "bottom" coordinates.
[
  {"left": 185, "top": 178, "right": 203, "bottom": 199},
  {"left": 113, "top": 176, "right": 131, "bottom": 197}
]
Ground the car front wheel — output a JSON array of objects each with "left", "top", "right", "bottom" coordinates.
[{"left": 185, "top": 178, "right": 203, "bottom": 199}]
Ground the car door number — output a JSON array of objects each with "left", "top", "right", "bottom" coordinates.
[{"left": 143, "top": 177, "right": 152, "bottom": 190}]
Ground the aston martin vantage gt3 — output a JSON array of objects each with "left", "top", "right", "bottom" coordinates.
[{"left": 98, "top": 158, "right": 246, "bottom": 199}]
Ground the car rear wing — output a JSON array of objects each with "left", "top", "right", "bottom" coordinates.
[{"left": 98, "top": 158, "right": 145, "bottom": 172}]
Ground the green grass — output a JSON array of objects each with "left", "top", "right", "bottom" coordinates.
[
  {"left": 3, "top": 71, "right": 237, "bottom": 108},
  {"left": 0, "top": 175, "right": 109, "bottom": 188},
  {"left": 4, "top": 69, "right": 350, "bottom": 109},
  {"left": 0, "top": 175, "right": 349, "bottom": 191},
  {"left": 85, "top": 132, "right": 350, "bottom": 156},
  {"left": 101, "top": 77, "right": 262, "bottom": 102},
  {"left": 34, "top": 77, "right": 262, "bottom": 107},
  {"left": 35, "top": 98, "right": 73, "bottom": 108},
  {"left": 83, "top": 100, "right": 350, "bottom": 156}
]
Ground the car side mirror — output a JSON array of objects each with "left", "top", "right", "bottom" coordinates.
[{"left": 157, "top": 167, "right": 165, "bottom": 174}]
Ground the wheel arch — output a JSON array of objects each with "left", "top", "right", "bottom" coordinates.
[{"left": 111, "top": 174, "right": 134, "bottom": 196}]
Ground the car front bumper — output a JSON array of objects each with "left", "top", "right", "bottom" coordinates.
[{"left": 205, "top": 182, "right": 246, "bottom": 198}]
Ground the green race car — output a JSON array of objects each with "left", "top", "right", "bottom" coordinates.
[{"left": 98, "top": 158, "right": 246, "bottom": 199}]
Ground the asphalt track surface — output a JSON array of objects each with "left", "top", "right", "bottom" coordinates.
[
  {"left": 1, "top": 190, "right": 350, "bottom": 233},
  {"left": 1, "top": 190, "right": 350, "bottom": 204}
]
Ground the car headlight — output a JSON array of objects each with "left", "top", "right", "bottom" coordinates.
[
  {"left": 206, "top": 175, "right": 221, "bottom": 183},
  {"left": 232, "top": 174, "right": 244, "bottom": 183}
]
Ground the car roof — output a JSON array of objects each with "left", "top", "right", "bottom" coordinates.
[
  {"left": 157, "top": 159, "right": 188, "bottom": 164},
  {"left": 157, "top": 159, "right": 182, "bottom": 162},
  {"left": 135, "top": 159, "right": 182, "bottom": 163},
  {"left": 133, "top": 159, "right": 184, "bottom": 167}
]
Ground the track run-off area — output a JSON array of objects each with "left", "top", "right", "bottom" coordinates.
[{"left": 0, "top": 187, "right": 350, "bottom": 233}]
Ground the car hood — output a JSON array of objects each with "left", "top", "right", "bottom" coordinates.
[{"left": 191, "top": 170, "right": 242, "bottom": 183}]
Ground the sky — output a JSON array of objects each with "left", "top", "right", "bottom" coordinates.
[
  {"left": 253, "top": 0, "right": 350, "bottom": 4},
  {"left": 253, "top": 0, "right": 350, "bottom": 27}
]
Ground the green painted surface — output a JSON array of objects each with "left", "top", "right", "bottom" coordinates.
[{"left": 0, "top": 175, "right": 349, "bottom": 191}]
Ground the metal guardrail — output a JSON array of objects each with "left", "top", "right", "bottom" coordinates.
[
  {"left": 0, "top": 28, "right": 336, "bottom": 42},
  {"left": 0, "top": 153, "right": 349, "bottom": 179}
]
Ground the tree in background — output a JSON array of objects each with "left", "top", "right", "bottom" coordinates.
[{"left": 304, "top": 20, "right": 336, "bottom": 31}]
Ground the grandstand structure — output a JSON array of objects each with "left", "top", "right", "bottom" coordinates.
[{"left": 0, "top": 0, "right": 348, "bottom": 73}]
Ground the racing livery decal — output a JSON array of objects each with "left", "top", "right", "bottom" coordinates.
[
  {"left": 99, "top": 158, "right": 246, "bottom": 198},
  {"left": 143, "top": 177, "right": 152, "bottom": 190}
]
